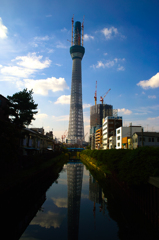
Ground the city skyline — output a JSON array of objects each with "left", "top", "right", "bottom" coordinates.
[{"left": 0, "top": 0, "right": 159, "bottom": 141}]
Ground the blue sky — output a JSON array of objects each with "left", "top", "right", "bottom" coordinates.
[{"left": 0, "top": 0, "right": 159, "bottom": 141}]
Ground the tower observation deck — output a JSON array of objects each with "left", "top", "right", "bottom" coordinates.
[{"left": 68, "top": 20, "right": 85, "bottom": 144}]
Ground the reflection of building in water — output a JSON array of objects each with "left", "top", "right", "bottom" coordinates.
[
  {"left": 89, "top": 175, "right": 102, "bottom": 204},
  {"left": 89, "top": 174, "right": 109, "bottom": 222},
  {"left": 67, "top": 161, "right": 84, "bottom": 240}
]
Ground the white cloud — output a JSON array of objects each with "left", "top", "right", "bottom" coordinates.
[
  {"left": 52, "top": 115, "right": 69, "bottom": 121},
  {"left": 35, "top": 113, "right": 48, "bottom": 119},
  {"left": 33, "top": 43, "right": 38, "bottom": 47},
  {"left": 31, "top": 211, "right": 65, "bottom": 229},
  {"left": 55, "top": 63, "right": 62, "bottom": 67},
  {"left": 104, "top": 53, "right": 108, "bottom": 56},
  {"left": 137, "top": 72, "right": 159, "bottom": 89},
  {"left": 83, "top": 104, "right": 91, "bottom": 109},
  {"left": 147, "top": 116, "right": 159, "bottom": 122},
  {"left": 1, "top": 53, "right": 51, "bottom": 79},
  {"left": 48, "top": 49, "right": 54, "bottom": 53},
  {"left": 133, "top": 105, "right": 159, "bottom": 115},
  {"left": 61, "top": 27, "right": 67, "bottom": 32},
  {"left": 1, "top": 66, "right": 35, "bottom": 78},
  {"left": 56, "top": 41, "right": 68, "bottom": 49},
  {"left": 13, "top": 52, "right": 51, "bottom": 69},
  {"left": 46, "top": 15, "right": 52, "bottom": 17},
  {"left": 34, "top": 36, "right": 49, "bottom": 41},
  {"left": 96, "top": 61, "right": 105, "bottom": 68},
  {"left": 21, "top": 77, "right": 69, "bottom": 95},
  {"left": 92, "top": 60, "right": 115, "bottom": 69},
  {"left": 114, "top": 58, "right": 125, "bottom": 62},
  {"left": 117, "top": 66, "right": 125, "bottom": 71},
  {"left": 81, "top": 193, "right": 89, "bottom": 199},
  {"left": 55, "top": 95, "right": 70, "bottom": 104},
  {"left": 84, "top": 34, "right": 94, "bottom": 41},
  {"left": 101, "top": 27, "right": 118, "bottom": 39},
  {"left": 51, "top": 197, "right": 67, "bottom": 208},
  {"left": 105, "top": 60, "right": 115, "bottom": 68},
  {"left": 83, "top": 115, "right": 90, "bottom": 123},
  {"left": 92, "top": 58, "right": 125, "bottom": 70},
  {"left": 118, "top": 108, "right": 132, "bottom": 115},
  {"left": 0, "top": 18, "right": 8, "bottom": 39},
  {"left": 148, "top": 95, "right": 156, "bottom": 99}
]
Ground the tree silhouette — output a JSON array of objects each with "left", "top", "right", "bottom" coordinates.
[{"left": 7, "top": 88, "right": 38, "bottom": 127}]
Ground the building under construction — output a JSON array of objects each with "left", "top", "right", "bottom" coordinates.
[
  {"left": 90, "top": 104, "right": 113, "bottom": 129},
  {"left": 90, "top": 104, "right": 113, "bottom": 149}
]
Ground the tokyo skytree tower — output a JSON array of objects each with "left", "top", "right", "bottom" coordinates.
[{"left": 68, "top": 16, "right": 85, "bottom": 144}]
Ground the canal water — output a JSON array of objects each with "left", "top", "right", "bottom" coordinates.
[{"left": 19, "top": 160, "right": 159, "bottom": 240}]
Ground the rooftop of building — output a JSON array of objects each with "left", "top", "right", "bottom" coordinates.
[{"left": 133, "top": 132, "right": 159, "bottom": 137}]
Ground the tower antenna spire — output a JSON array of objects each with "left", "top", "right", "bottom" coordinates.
[
  {"left": 71, "top": 14, "right": 74, "bottom": 46},
  {"left": 94, "top": 81, "right": 97, "bottom": 105},
  {"left": 81, "top": 15, "right": 85, "bottom": 46}
]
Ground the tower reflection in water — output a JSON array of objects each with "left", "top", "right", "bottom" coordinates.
[{"left": 67, "top": 160, "right": 84, "bottom": 240}]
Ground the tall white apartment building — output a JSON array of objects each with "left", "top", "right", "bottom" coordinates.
[
  {"left": 102, "top": 116, "right": 122, "bottom": 149},
  {"left": 116, "top": 126, "right": 142, "bottom": 149}
]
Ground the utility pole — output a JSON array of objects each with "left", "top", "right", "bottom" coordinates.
[{"left": 130, "top": 122, "right": 132, "bottom": 149}]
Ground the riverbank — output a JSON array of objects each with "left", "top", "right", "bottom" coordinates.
[
  {"left": 1, "top": 153, "right": 69, "bottom": 240},
  {"left": 0, "top": 153, "right": 69, "bottom": 194},
  {"left": 81, "top": 147, "right": 159, "bottom": 185},
  {"left": 81, "top": 148, "right": 159, "bottom": 230}
]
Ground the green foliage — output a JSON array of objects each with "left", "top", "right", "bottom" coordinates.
[
  {"left": 81, "top": 147, "right": 159, "bottom": 185},
  {"left": 7, "top": 88, "right": 38, "bottom": 127},
  {"left": 61, "top": 146, "right": 68, "bottom": 153}
]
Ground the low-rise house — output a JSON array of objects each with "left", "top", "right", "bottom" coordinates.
[
  {"left": 116, "top": 126, "right": 142, "bottom": 149},
  {"left": 132, "top": 132, "right": 159, "bottom": 148},
  {"left": 0, "top": 94, "right": 9, "bottom": 121},
  {"left": 21, "top": 128, "right": 55, "bottom": 155}
]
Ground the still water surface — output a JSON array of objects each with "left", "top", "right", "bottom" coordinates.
[{"left": 20, "top": 160, "right": 158, "bottom": 240}]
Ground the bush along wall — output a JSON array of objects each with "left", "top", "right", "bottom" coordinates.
[{"left": 81, "top": 147, "right": 159, "bottom": 186}]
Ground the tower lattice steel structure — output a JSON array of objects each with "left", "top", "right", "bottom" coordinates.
[{"left": 68, "top": 18, "right": 85, "bottom": 144}]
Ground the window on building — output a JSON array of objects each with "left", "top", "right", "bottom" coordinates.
[
  {"left": 157, "top": 137, "right": 159, "bottom": 142},
  {"left": 149, "top": 138, "right": 151, "bottom": 142},
  {"left": 117, "top": 129, "right": 120, "bottom": 134},
  {"left": 152, "top": 138, "right": 154, "bottom": 142},
  {"left": 117, "top": 136, "right": 120, "bottom": 140},
  {"left": 118, "top": 143, "right": 120, "bottom": 147}
]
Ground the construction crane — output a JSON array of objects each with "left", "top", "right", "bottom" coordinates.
[
  {"left": 61, "top": 130, "right": 67, "bottom": 142},
  {"left": 100, "top": 88, "right": 111, "bottom": 104},
  {"left": 82, "top": 132, "right": 88, "bottom": 141},
  {"left": 94, "top": 81, "right": 97, "bottom": 105}
]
